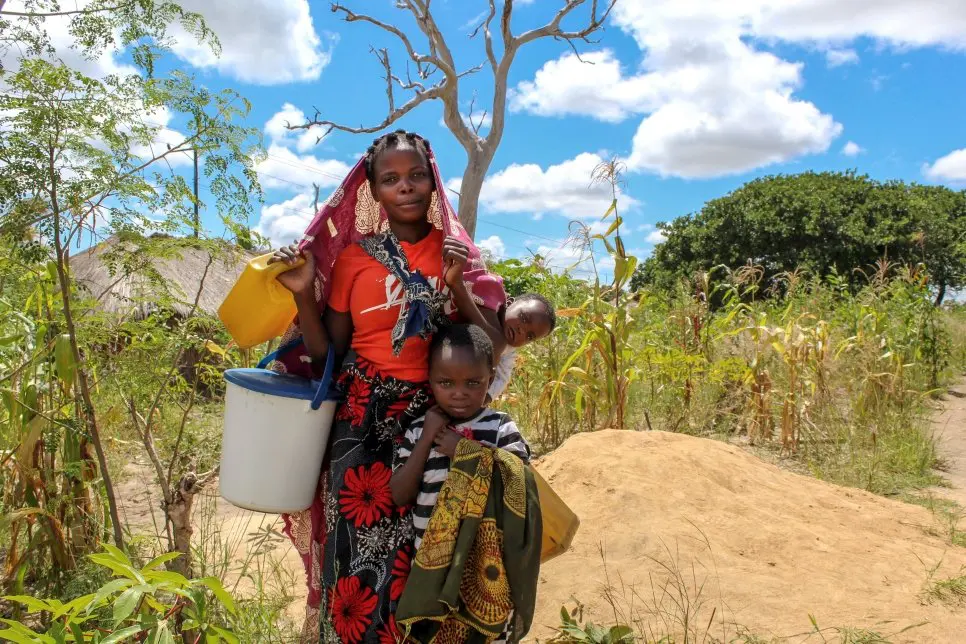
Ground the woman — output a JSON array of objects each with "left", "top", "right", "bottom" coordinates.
[{"left": 268, "top": 130, "right": 505, "bottom": 643}]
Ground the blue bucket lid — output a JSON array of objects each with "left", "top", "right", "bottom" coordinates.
[{"left": 224, "top": 368, "right": 325, "bottom": 401}]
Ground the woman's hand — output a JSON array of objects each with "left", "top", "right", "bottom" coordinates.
[
  {"left": 442, "top": 236, "right": 469, "bottom": 290},
  {"left": 269, "top": 244, "right": 316, "bottom": 296},
  {"left": 433, "top": 428, "right": 464, "bottom": 458}
]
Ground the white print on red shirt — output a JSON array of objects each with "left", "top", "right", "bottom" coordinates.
[{"left": 360, "top": 274, "right": 458, "bottom": 317}]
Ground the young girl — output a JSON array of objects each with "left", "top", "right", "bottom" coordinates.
[
  {"left": 440, "top": 238, "right": 557, "bottom": 401},
  {"left": 390, "top": 323, "right": 535, "bottom": 642}
]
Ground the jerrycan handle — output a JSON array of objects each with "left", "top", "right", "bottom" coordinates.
[{"left": 256, "top": 338, "right": 336, "bottom": 411}]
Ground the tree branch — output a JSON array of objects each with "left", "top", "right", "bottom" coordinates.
[
  {"left": 469, "top": 0, "right": 499, "bottom": 74},
  {"left": 331, "top": 2, "right": 441, "bottom": 76},
  {"left": 0, "top": 4, "right": 124, "bottom": 17},
  {"left": 515, "top": 0, "right": 616, "bottom": 47},
  {"left": 292, "top": 85, "right": 444, "bottom": 137}
]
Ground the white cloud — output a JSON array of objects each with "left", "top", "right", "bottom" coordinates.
[
  {"left": 168, "top": 0, "right": 332, "bottom": 85},
  {"left": 256, "top": 192, "right": 316, "bottom": 247},
  {"left": 265, "top": 103, "right": 322, "bottom": 152},
  {"left": 477, "top": 235, "right": 506, "bottom": 259},
  {"left": 510, "top": 51, "right": 649, "bottom": 123},
  {"left": 842, "top": 141, "right": 864, "bottom": 156},
  {"left": 512, "top": 0, "right": 966, "bottom": 179},
  {"left": 923, "top": 149, "right": 966, "bottom": 183},
  {"left": 455, "top": 153, "right": 638, "bottom": 220},
  {"left": 645, "top": 230, "right": 667, "bottom": 244},
  {"left": 255, "top": 144, "right": 352, "bottom": 192},
  {"left": 0, "top": 1, "right": 137, "bottom": 79},
  {"left": 825, "top": 48, "right": 859, "bottom": 67}
]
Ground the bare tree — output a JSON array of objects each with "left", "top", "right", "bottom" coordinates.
[{"left": 289, "top": 0, "right": 616, "bottom": 239}]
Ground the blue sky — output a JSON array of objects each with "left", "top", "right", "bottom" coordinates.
[{"left": 13, "top": 0, "right": 966, "bottom": 278}]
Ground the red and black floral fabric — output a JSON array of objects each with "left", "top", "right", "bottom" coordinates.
[{"left": 319, "top": 354, "right": 431, "bottom": 643}]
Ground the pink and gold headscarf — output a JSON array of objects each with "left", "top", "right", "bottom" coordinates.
[{"left": 271, "top": 140, "right": 505, "bottom": 378}]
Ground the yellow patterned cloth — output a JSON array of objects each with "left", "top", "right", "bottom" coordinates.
[{"left": 396, "top": 439, "right": 542, "bottom": 643}]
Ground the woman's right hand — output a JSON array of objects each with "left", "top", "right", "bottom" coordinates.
[{"left": 269, "top": 244, "right": 316, "bottom": 296}]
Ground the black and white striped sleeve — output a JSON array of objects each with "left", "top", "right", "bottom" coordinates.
[
  {"left": 395, "top": 416, "right": 424, "bottom": 471},
  {"left": 495, "top": 414, "right": 531, "bottom": 464}
]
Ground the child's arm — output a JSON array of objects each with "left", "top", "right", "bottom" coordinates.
[
  {"left": 390, "top": 407, "right": 450, "bottom": 507},
  {"left": 442, "top": 237, "right": 508, "bottom": 357},
  {"left": 494, "top": 414, "right": 532, "bottom": 464}
]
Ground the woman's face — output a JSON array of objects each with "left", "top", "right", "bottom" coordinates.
[{"left": 369, "top": 145, "right": 434, "bottom": 227}]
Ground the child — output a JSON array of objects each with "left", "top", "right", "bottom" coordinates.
[
  {"left": 440, "top": 237, "right": 557, "bottom": 401},
  {"left": 390, "top": 323, "right": 531, "bottom": 548}
]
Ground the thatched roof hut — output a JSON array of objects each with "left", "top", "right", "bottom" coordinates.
[{"left": 70, "top": 235, "right": 257, "bottom": 319}]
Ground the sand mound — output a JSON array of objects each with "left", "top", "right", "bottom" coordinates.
[{"left": 530, "top": 430, "right": 966, "bottom": 643}]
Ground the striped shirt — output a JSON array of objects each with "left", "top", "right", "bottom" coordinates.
[{"left": 395, "top": 408, "right": 531, "bottom": 549}]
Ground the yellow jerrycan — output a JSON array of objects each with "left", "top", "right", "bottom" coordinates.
[
  {"left": 532, "top": 468, "right": 580, "bottom": 563},
  {"left": 218, "top": 253, "right": 304, "bottom": 350}
]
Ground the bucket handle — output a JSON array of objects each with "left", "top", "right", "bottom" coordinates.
[{"left": 256, "top": 338, "right": 336, "bottom": 411}]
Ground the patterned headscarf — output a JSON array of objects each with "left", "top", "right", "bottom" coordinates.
[{"left": 271, "top": 139, "right": 505, "bottom": 378}]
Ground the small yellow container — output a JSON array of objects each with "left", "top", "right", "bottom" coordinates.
[
  {"left": 218, "top": 253, "right": 303, "bottom": 350},
  {"left": 532, "top": 468, "right": 580, "bottom": 563}
]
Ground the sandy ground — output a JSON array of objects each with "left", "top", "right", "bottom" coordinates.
[
  {"left": 117, "top": 382, "right": 966, "bottom": 643},
  {"left": 530, "top": 429, "right": 966, "bottom": 643},
  {"left": 930, "top": 381, "right": 966, "bottom": 509}
]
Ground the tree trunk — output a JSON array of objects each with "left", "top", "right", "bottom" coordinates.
[
  {"left": 456, "top": 150, "right": 494, "bottom": 240},
  {"left": 166, "top": 471, "right": 201, "bottom": 577},
  {"left": 48, "top": 145, "right": 125, "bottom": 550},
  {"left": 934, "top": 280, "right": 946, "bottom": 307}
]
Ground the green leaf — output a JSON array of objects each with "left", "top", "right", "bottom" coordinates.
[
  {"left": 2, "top": 594, "right": 53, "bottom": 613},
  {"left": 0, "top": 619, "right": 56, "bottom": 643},
  {"left": 608, "top": 625, "right": 634, "bottom": 642},
  {"left": 142, "top": 552, "right": 182, "bottom": 572},
  {"left": 86, "top": 579, "right": 133, "bottom": 614},
  {"left": 52, "top": 593, "right": 96, "bottom": 619},
  {"left": 54, "top": 334, "right": 76, "bottom": 390},
  {"left": 68, "top": 622, "right": 85, "bottom": 644},
  {"left": 97, "top": 626, "right": 143, "bottom": 644},
  {"left": 601, "top": 199, "right": 617, "bottom": 220},
  {"left": 148, "top": 622, "right": 175, "bottom": 644},
  {"left": 602, "top": 217, "right": 622, "bottom": 238},
  {"left": 198, "top": 577, "right": 236, "bottom": 615},
  {"left": 111, "top": 587, "right": 143, "bottom": 626},
  {"left": 209, "top": 627, "right": 239, "bottom": 644}
]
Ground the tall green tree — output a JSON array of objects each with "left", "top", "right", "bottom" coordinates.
[
  {"left": 0, "top": 0, "right": 260, "bottom": 555},
  {"left": 633, "top": 171, "right": 966, "bottom": 303}
]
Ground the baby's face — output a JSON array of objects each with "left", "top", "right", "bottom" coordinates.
[
  {"left": 504, "top": 299, "right": 553, "bottom": 348},
  {"left": 429, "top": 345, "right": 492, "bottom": 422}
]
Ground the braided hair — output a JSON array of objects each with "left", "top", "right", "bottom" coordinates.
[{"left": 363, "top": 129, "right": 433, "bottom": 182}]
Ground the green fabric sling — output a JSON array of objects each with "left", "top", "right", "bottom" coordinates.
[{"left": 397, "top": 439, "right": 542, "bottom": 642}]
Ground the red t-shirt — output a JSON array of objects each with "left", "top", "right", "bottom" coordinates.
[{"left": 328, "top": 229, "right": 451, "bottom": 382}]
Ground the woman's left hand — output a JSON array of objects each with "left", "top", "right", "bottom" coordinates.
[
  {"left": 433, "top": 428, "right": 463, "bottom": 458},
  {"left": 442, "top": 236, "right": 469, "bottom": 289}
]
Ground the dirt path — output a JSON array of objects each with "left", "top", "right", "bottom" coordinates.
[{"left": 930, "top": 379, "right": 966, "bottom": 507}]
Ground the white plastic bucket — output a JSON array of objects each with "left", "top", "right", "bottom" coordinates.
[{"left": 220, "top": 351, "right": 337, "bottom": 513}]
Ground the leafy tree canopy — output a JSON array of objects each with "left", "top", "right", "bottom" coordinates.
[{"left": 632, "top": 171, "right": 966, "bottom": 303}]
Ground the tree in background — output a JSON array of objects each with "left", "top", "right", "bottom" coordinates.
[
  {"left": 288, "top": 0, "right": 615, "bottom": 239},
  {"left": 632, "top": 171, "right": 966, "bottom": 304},
  {"left": 0, "top": 0, "right": 259, "bottom": 573}
]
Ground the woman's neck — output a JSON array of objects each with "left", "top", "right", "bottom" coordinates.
[{"left": 389, "top": 219, "right": 433, "bottom": 244}]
